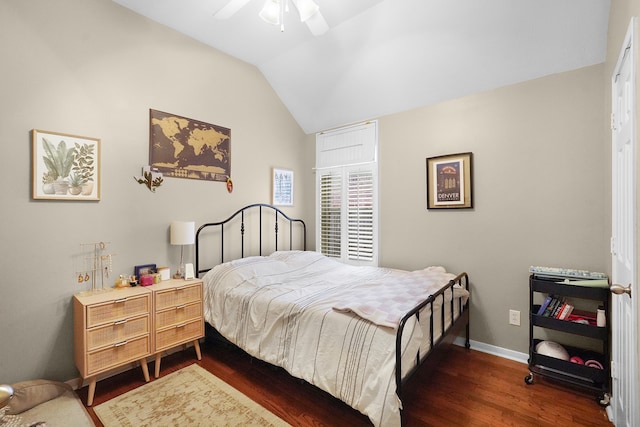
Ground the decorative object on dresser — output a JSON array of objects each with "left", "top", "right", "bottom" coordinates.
[
  {"left": 32, "top": 129, "right": 100, "bottom": 201},
  {"left": 170, "top": 221, "right": 195, "bottom": 279},
  {"left": 195, "top": 203, "right": 471, "bottom": 427},
  {"left": 134, "top": 264, "right": 156, "bottom": 286},
  {"left": 76, "top": 241, "right": 114, "bottom": 293}
]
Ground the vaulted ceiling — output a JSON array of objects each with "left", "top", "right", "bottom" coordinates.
[{"left": 112, "top": 0, "right": 610, "bottom": 134}]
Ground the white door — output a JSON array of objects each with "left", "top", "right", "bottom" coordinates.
[{"left": 611, "top": 17, "right": 639, "bottom": 427}]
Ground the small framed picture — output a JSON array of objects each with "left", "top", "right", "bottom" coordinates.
[
  {"left": 426, "top": 152, "right": 473, "bottom": 209},
  {"left": 134, "top": 264, "right": 156, "bottom": 279},
  {"left": 272, "top": 168, "right": 294, "bottom": 206}
]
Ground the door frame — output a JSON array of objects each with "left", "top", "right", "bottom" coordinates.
[{"left": 610, "top": 16, "right": 640, "bottom": 427}]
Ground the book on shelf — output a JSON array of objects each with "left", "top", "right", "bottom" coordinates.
[
  {"left": 541, "top": 297, "right": 554, "bottom": 316},
  {"left": 553, "top": 301, "right": 567, "bottom": 318},
  {"left": 557, "top": 303, "right": 574, "bottom": 320},
  {"left": 550, "top": 298, "right": 566, "bottom": 318},
  {"left": 536, "top": 295, "right": 554, "bottom": 316},
  {"left": 542, "top": 297, "right": 561, "bottom": 317}
]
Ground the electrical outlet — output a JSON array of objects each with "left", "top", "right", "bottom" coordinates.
[{"left": 509, "top": 309, "right": 521, "bottom": 326}]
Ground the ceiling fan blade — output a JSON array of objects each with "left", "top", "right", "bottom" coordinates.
[
  {"left": 304, "top": 11, "right": 329, "bottom": 36},
  {"left": 214, "top": 0, "right": 252, "bottom": 19}
]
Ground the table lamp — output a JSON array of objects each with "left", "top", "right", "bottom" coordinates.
[{"left": 170, "top": 221, "right": 195, "bottom": 279}]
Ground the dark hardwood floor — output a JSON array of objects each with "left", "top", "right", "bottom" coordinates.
[{"left": 77, "top": 341, "right": 613, "bottom": 427}]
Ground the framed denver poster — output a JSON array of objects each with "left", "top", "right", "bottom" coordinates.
[{"left": 426, "top": 152, "right": 473, "bottom": 209}]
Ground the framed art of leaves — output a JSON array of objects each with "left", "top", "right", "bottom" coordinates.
[{"left": 32, "top": 129, "right": 100, "bottom": 201}]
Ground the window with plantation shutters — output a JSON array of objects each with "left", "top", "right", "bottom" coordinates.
[{"left": 316, "top": 122, "right": 378, "bottom": 266}]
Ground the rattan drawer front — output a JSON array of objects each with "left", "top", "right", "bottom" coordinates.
[
  {"left": 86, "top": 335, "right": 150, "bottom": 375},
  {"left": 87, "top": 314, "right": 150, "bottom": 351},
  {"left": 155, "top": 284, "right": 201, "bottom": 311},
  {"left": 155, "top": 319, "right": 203, "bottom": 352},
  {"left": 155, "top": 302, "right": 202, "bottom": 330},
  {"left": 86, "top": 295, "right": 150, "bottom": 328}
]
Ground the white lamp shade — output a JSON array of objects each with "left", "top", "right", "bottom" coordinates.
[{"left": 170, "top": 221, "right": 195, "bottom": 245}]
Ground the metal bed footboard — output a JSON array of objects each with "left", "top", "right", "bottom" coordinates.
[
  {"left": 395, "top": 272, "right": 470, "bottom": 400},
  {"left": 195, "top": 203, "right": 307, "bottom": 278}
]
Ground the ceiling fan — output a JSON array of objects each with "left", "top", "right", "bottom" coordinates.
[{"left": 214, "top": 0, "right": 329, "bottom": 35}]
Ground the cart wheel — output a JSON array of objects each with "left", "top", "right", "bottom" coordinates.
[
  {"left": 465, "top": 341, "right": 471, "bottom": 349},
  {"left": 597, "top": 393, "right": 610, "bottom": 407},
  {"left": 524, "top": 374, "right": 534, "bottom": 385}
]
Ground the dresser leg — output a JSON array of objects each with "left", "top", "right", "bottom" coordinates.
[
  {"left": 140, "top": 358, "right": 150, "bottom": 382},
  {"left": 87, "top": 378, "right": 96, "bottom": 406},
  {"left": 194, "top": 339, "right": 202, "bottom": 360},
  {"left": 154, "top": 353, "right": 162, "bottom": 378}
]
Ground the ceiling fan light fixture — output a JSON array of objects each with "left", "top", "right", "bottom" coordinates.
[
  {"left": 293, "top": 0, "right": 319, "bottom": 22},
  {"left": 259, "top": 0, "right": 281, "bottom": 26}
]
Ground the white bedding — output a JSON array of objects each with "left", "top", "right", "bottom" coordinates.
[{"left": 202, "top": 251, "right": 468, "bottom": 427}]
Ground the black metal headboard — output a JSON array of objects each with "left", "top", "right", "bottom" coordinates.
[{"left": 195, "top": 203, "right": 307, "bottom": 278}]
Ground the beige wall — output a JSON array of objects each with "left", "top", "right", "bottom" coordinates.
[
  {"left": 0, "top": 0, "right": 310, "bottom": 383},
  {"left": 376, "top": 65, "right": 608, "bottom": 352}
]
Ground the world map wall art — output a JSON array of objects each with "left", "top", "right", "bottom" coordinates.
[{"left": 149, "top": 109, "right": 231, "bottom": 182}]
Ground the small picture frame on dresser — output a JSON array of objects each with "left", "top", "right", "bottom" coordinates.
[
  {"left": 184, "top": 263, "right": 195, "bottom": 280},
  {"left": 134, "top": 264, "right": 156, "bottom": 279}
]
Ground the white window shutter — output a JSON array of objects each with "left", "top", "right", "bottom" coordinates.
[
  {"left": 347, "top": 168, "right": 374, "bottom": 262},
  {"left": 319, "top": 170, "right": 342, "bottom": 258},
  {"left": 316, "top": 122, "right": 378, "bottom": 266}
]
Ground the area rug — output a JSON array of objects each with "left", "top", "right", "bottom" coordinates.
[{"left": 93, "top": 364, "right": 291, "bottom": 427}]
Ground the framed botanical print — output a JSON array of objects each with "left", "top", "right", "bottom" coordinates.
[
  {"left": 32, "top": 129, "right": 100, "bottom": 200},
  {"left": 426, "top": 152, "right": 473, "bottom": 209}
]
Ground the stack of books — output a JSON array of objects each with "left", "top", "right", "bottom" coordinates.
[
  {"left": 537, "top": 295, "right": 573, "bottom": 319},
  {"left": 536, "top": 295, "right": 597, "bottom": 324},
  {"left": 537, "top": 295, "right": 597, "bottom": 325}
]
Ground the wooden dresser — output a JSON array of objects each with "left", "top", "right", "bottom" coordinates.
[
  {"left": 150, "top": 278, "right": 204, "bottom": 378},
  {"left": 73, "top": 278, "right": 204, "bottom": 405},
  {"left": 73, "top": 286, "right": 152, "bottom": 406}
]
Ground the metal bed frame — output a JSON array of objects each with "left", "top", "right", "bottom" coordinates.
[
  {"left": 195, "top": 203, "right": 306, "bottom": 275},
  {"left": 195, "top": 203, "right": 470, "bottom": 423}
]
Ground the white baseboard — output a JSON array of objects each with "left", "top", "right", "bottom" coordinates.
[
  {"left": 454, "top": 336, "right": 529, "bottom": 365},
  {"left": 67, "top": 338, "right": 527, "bottom": 390}
]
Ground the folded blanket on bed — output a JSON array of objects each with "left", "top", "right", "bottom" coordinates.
[{"left": 332, "top": 266, "right": 467, "bottom": 328}]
